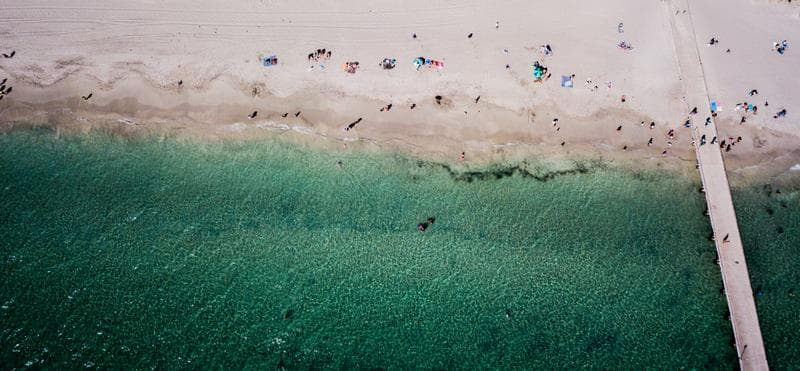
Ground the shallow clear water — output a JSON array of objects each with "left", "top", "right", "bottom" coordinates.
[{"left": 2, "top": 129, "right": 784, "bottom": 368}]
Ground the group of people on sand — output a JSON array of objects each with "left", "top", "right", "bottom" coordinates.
[
  {"left": 0, "top": 77, "right": 12, "bottom": 101},
  {"left": 0, "top": 51, "right": 16, "bottom": 101},
  {"left": 307, "top": 48, "right": 332, "bottom": 62},
  {"left": 772, "top": 40, "right": 789, "bottom": 55}
]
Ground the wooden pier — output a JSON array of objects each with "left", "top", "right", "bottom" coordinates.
[{"left": 666, "top": 1, "right": 768, "bottom": 369}]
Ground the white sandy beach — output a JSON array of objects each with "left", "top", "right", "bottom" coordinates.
[{"left": 0, "top": 0, "right": 798, "bottom": 181}]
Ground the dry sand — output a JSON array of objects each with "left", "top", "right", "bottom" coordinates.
[{"left": 0, "top": 0, "right": 798, "bottom": 182}]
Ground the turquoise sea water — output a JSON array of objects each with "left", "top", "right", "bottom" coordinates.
[
  {"left": 0, "top": 129, "right": 795, "bottom": 368},
  {"left": 734, "top": 184, "right": 800, "bottom": 368}
]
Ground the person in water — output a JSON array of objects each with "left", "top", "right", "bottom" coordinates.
[{"left": 417, "top": 217, "right": 436, "bottom": 232}]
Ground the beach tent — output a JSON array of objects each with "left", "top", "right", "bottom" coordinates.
[{"left": 261, "top": 55, "right": 278, "bottom": 67}]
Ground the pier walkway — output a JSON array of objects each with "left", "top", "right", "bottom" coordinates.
[{"left": 666, "top": 1, "right": 768, "bottom": 369}]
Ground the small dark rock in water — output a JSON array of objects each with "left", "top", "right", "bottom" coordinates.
[
  {"left": 777, "top": 226, "right": 784, "bottom": 234},
  {"left": 283, "top": 309, "right": 294, "bottom": 320},
  {"left": 766, "top": 207, "right": 775, "bottom": 215}
]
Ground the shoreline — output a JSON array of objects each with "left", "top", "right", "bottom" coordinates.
[
  {"left": 2, "top": 73, "right": 798, "bottom": 187},
  {"left": 6, "top": 118, "right": 800, "bottom": 193}
]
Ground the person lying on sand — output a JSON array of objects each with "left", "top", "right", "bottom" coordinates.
[{"left": 345, "top": 118, "right": 362, "bottom": 131}]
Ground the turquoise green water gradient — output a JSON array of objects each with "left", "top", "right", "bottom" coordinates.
[
  {"left": 1, "top": 129, "right": 782, "bottom": 368},
  {"left": 734, "top": 184, "right": 800, "bottom": 368}
]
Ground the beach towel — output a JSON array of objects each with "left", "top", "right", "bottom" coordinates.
[{"left": 561, "top": 75, "right": 573, "bottom": 88}]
